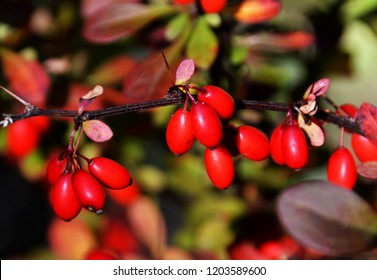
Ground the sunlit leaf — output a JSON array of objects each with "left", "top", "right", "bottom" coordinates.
[
  {"left": 87, "top": 56, "right": 138, "bottom": 85},
  {"left": 186, "top": 17, "right": 218, "bottom": 69},
  {"left": 126, "top": 196, "right": 167, "bottom": 258},
  {"left": 277, "top": 180, "right": 377, "bottom": 255},
  {"left": 234, "top": 0, "right": 281, "bottom": 24},
  {"left": 297, "top": 114, "right": 325, "bottom": 147},
  {"left": 357, "top": 161, "right": 377, "bottom": 179},
  {"left": 83, "top": 119, "right": 113, "bottom": 142},
  {"left": 175, "top": 58, "right": 195, "bottom": 85},
  {"left": 0, "top": 48, "right": 50, "bottom": 106},
  {"left": 356, "top": 102, "right": 377, "bottom": 141},
  {"left": 82, "top": 3, "right": 177, "bottom": 43},
  {"left": 342, "top": 0, "right": 377, "bottom": 20}
]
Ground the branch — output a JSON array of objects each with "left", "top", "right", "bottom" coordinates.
[{"left": 1, "top": 94, "right": 364, "bottom": 135}]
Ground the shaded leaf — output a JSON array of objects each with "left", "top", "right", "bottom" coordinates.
[
  {"left": 126, "top": 196, "right": 167, "bottom": 258},
  {"left": 165, "top": 12, "right": 190, "bottom": 41},
  {"left": 186, "top": 17, "right": 218, "bottom": 69},
  {"left": 175, "top": 58, "right": 195, "bottom": 85},
  {"left": 277, "top": 180, "right": 377, "bottom": 255},
  {"left": 234, "top": 0, "right": 281, "bottom": 24},
  {"left": 87, "top": 56, "right": 138, "bottom": 85},
  {"left": 82, "top": 3, "right": 176, "bottom": 43},
  {"left": 357, "top": 161, "right": 377, "bottom": 179},
  {"left": 297, "top": 114, "right": 325, "bottom": 147},
  {"left": 356, "top": 102, "right": 377, "bottom": 141},
  {"left": 0, "top": 48, "right": 50, "bottom": 106},
  {"left": 83, "top": 119, "right": 113, "bottom": 142}
]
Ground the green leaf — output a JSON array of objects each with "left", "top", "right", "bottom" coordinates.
[
  {"left": 186, "top": 17, "right": 219, "bottom": 69},
  {"left": 342, "top": 0, "right": 377, "bottom": 20},
  {"left": 83, "top": 3, "right": 177, "bottom": 43},
  {"left": 165, "top": 13, "right": 190, "bottom": 41},
  {"left": 277, "top": 180, "right": 377, "bottom": 255}
]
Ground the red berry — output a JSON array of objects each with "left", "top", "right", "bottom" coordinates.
[
  {"left": 46, "top": 155, "right": 67, "bottom": 185},
  {"left": 6, "top": 119, "right": 39, "bottom": 159},
  {"left": 172, "top": 0, "right": 195, "bottom": 4},
  {"left": 166, "top": 108, "right": 194, "bottom": 155},
  {"left": 107, "top": 180, "right": 140, "bottom": 205},
  {"left": 327, "top": 147, "right": 357, "bottom": 190},
  {"left": 281, "top": 124, "right": 308, "bottom": 169},
  {"left": 270, "top": 124, "right": 285, "bottom": 165},
  {"left": 72, "top": 170, "right": 106, "bottom": 214},
  {"left": 236, "top": 125, "right": 270, "bottom": 161},
  {"left": 200, "top": 0, "right": 227, "bottom": 14},
  {"left": 85, "top": 249, "right": 117, "bottom": 260},
  {"left": 351, "top": 133, "right": 377, "bottom": 162},
  {"left": 204, "top": 144, "right": 234, "bottom": 189},
  {"left": 50, "top": 173, "right": 82, "bottom": 221},
  {"left": 88, "top": 157, "right": 132, "bottom": 190},
  {"left": 198, "top": 85, "right": 235, "bottom": 120},
  {"left": 29, "top": 116, "right": 50, "bottom": 133},
  {"left": 191, "top": 102, "right": 223, "bottom": 148},
  {"left": 339, "top": 103, "right": 358, "bottom": 118}
]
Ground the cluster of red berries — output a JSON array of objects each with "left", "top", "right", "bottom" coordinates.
[
  {"left": 47, "top": 152, "right": 132, "bottom": 221},
  {"left": 325, "top": 104, "right": 377, "bottom": 190},
  {"left": 166, "top": 85, "right": 270, "bottom": 189}
]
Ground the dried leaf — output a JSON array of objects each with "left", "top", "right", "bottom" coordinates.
[
  {"left": 357, "top": 161, "right": 377, "bottom": 179},
  {"left": 297, "top": 114, "right": 325, "bottom": 147},
  {"left": 126, "top": 196, "right": 167, "bottom": 258},
  {"left": 186, "top": 17, "right": 218, "bottom": 69},
  {"left": 83, "top": 120, "right": 113, "bottom": 142},
  {"left": 78, "top": 85, "right": 104, "bottom": 115},
  {"left": 0, "top": 48, "right": 50, "bottom": 106},
  {"left": 356, "top": 102, "right": 377, "bottom": 140},
  {"left": 175, "top": 58, "right": 195, "bottom": 85},
  {"left": 277, "top": 180, "right": 377, "bottom": 255},
  {"left": 82, "top": 3, "right": 176, "bottom": 43},
  {"left": 234, "top": 0, "right": 281, "bottom": 24}
]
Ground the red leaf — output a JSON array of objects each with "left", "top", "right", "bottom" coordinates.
[
  {"left": 356, "top": 103, "right": 377, "bottom": 140},
  {"left": 175, "top": 59, "right": 195, "bottom": 85},
  {"left": 83, "top": 119, "right": 113, "bottom": 142},
  {"left": 81, "top": 0, "right": 140, "bottom": 18},
  {"left": 234, "top": 0, "right": 281, "bottom": 24},
  {"left": 0, "top": 48, "right": 50, "bottom": 106},
  {"left": 82, "top": 3, "right": 176, "bottom": 43}
]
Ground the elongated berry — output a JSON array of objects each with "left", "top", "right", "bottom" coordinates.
[
  {"left": 47, "top": 155, "right": 67, "bottom": 185},
  {"left": 88, "top": 157, "right": 132, "bottom": 190},
  {"left": 270, "top": 124, "right": 285, "bottom": 165},
  {"left": 327, "top": 147, "right": 357, "bottom": 190},
  {"left": 200, "top": 0, "right": 227, "bottom": 14},
  {"left": 51, "top": 173, "right": 82, "bottom": 221},
  {"left": 191, "top": 102, "right": 223, "bottom": 148},
  {"left": 236, "top": 125, "right": 270, "bottom": 161},
  {"left": 198, "top": 85, "right": 235, "bottom": 120},
  {"left": 204, "top": 144, "right": 234, "bottom": 189},
  {"left": 281, "top": 124, "right": 308, "bottom": 170},
  {"left": 166, "top": 108, "right": 194, "bottom": 155},
  {"left": 351, "top": 134, "right": 377, "bottom": 162},
  {"left": 72, "top": 170, "right": 106, "bottom": 214}
]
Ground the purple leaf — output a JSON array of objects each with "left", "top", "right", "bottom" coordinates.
[
  {"left": 303, "top": 78, "right": 331, "bottom": 100},
  {"left": 78, "top": 85, "right": 104, "bottom": 115},
  {"left": 83, "top": 120, "right": 113, "bottom": 142},
  {"left": 175, "top": 59, "right": 195, "bottom": 85},
  {"left": 277, "top": 180, "right": 377, "bottom": 255}
]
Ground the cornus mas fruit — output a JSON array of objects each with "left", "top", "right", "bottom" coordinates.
[
  {"left": 166, "top": 108, "right": 194, "bottom": 155},
  {"left": 46, "top": 155, "right": 67, "bottom": 185},
  {"left": 198, "top": 85, "right": 235, "bottom": 120},
  {"left": 88, "top": 157, "right": 132, "bottom": 190},
  {"left": 236, "top": 125, "right": 270, "bottom": 161},
  {"left": 50, "top": 173, "right": 82, "bottom": 221},
  {"left": 191, "top": 101, "right": 223, "bottom": 148},
  {"left": 72, "top": 170, "right": 106, "bottom": 214},
  {"left": 200, "top": 0, "right": 227, "bottom": 14},
  {"left": 281, "top": 124, "right": 308, "bottom": 170},
  {"left": 327, "top": 147, "right": 357, "bottom": 190},
  {"left": 204, "top": 144, "right": 234, "bottom": 189},
  {"left": 269, "top": 124, "right": 285, "bottom": 166}
]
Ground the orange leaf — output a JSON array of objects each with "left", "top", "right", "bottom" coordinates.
[
  {"left": 235, "top": 0, "right": 281, "bottom": 24},
  {"left": 0, "top": 48, "right": 50, "bottom": 106}
]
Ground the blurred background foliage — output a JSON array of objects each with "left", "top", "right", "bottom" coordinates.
[{"left": 0, "top": 0, "right": 377, "bottom": 260}]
